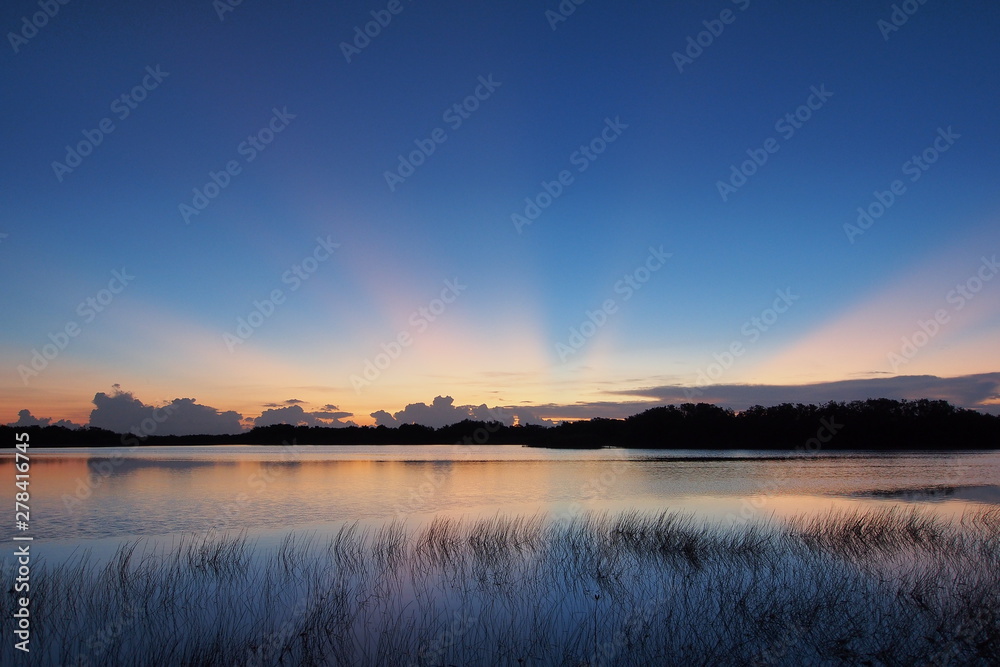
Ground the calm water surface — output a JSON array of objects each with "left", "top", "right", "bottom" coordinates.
[{"left": 4, "top": 445, "right": 999, "bottom": 560}]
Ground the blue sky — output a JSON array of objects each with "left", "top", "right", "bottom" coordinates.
[{"left": 2, "top": 0, "right": 999, "bottom": 431}]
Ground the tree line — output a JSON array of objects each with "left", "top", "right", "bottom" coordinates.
[{"left": 2, "top": 399, "right": 997, "bottom": 450}]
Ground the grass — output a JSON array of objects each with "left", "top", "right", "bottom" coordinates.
[{"left": 4, "top": 506, "right": 999, "bottom": 665}]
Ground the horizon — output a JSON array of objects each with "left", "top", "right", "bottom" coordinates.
[
  {"left": 3, "top": 1, "right": 999, "bottom": 434},
  {"left": 6, "top": 373, "right": 1000, "bottom": 435}
]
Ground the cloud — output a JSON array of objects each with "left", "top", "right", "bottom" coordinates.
[
  {"left": 261, "top": 399, "right": 307, "bottom": 408},
  {"left": 88, "top": 387, "right": 243, "bottom": 436},
  {"left": 370, "top": 396, "right": 552, "bottom": 428},
  {"left": 7, "top": 409, "right": 81, "bottom": 429},
  {"left": 370, "top": 410, "right": 396, "bottom": 427},
  {"left": 477, "top": 373, "right": 1000, "bottom": 423},
  {"left": 253, "top": 404, "right": 355, "bottom": 428},
  {"left": 372, "top": 395, "right": 514, "bottom": 428},
  {"left": 616, "top": 373, "right": 1000, "bottom": 411},
  {"left": 501, "top": 401, "right": 660, "bottom": 422},
  {"left": 500, "top": 405, "right": 554, "bottom": 426}
]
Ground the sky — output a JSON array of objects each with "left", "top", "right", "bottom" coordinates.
[{"left": 2, "top": 0, "right": 999, "bottom": 433}]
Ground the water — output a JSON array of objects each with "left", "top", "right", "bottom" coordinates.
[
  {"left": 3, "top": 445, "right": 999, "bottom": 665},
  {"left": 4, "top": 445, "right": 998, "bottom": 555}
]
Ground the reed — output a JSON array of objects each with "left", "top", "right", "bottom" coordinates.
[{"left": 4, "top": 506, "right": 998, "bottom": 666}]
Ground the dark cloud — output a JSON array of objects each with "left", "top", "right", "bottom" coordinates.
[
  {"left": 370, "top": 410, "right": 395, "bottom": 426},
  {"left": 7, "top": 409, "right": 81, "bottom": 429},
  {"left": 505, "top": 401, "right": 660, "bottom": 422},
  {"left": 312, "top": 410, "right": 354, "bottom": 421},
  {"left": 505, "top": 406, "right": 555, "bottom": 426},
  {"left": 476, "top": 373, "right": 1000, "bottom": 423},
  {"left": 370, "top": 396, "right": 553, "bottom": 428},
  {"left": 253, "top": 404, "right": 355, "bottom": 428},
  {"left": 88, "top": 387, "right": 243, "bottom": 436},
  {"left": 372, "top": 395, "right": 514, "bottom": 428},
  {"left": 262, "top": 399, "right": 307, "bottom": 408},
  {"left": 616, "top": 373, "right": 1000, "bottom": 411}
]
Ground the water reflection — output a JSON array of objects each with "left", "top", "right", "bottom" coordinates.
[{"left": 1, "top": 446, "right": 997, "bottom": 546}]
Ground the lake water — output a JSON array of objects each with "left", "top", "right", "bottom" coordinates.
[
  {"left": 4, "top": 445, "right": 1000, "bottom": 665},
  {"left": 5, "top": 445, "right": 999, "bottom": 561}
]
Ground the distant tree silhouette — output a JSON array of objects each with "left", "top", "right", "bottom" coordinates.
[{"left": 2, "top": 398, "right": 997, "bottom": 450}]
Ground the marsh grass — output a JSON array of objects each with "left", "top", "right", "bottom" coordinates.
[{"left": 4, "top": 507, "right": 999, "bottom": 666}]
